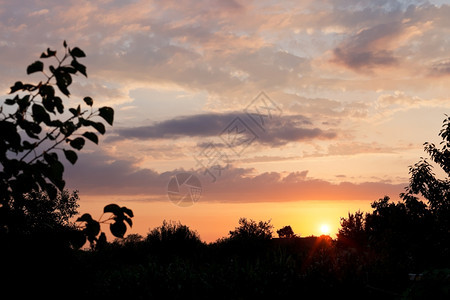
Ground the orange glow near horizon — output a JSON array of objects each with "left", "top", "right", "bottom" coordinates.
[
  {"left": 78, "top": 194, "right": 373, "bottom": 243},
  {"left": 320, "top": 224, "right": 331, "bottom": 235}
]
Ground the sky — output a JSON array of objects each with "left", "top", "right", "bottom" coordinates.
[{"left": 2, "top": 0, "right": 450, "bottom": 242}]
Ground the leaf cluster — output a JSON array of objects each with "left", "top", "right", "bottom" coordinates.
[
  {"left": 75, "top": 204, "right": 134, "bottom": 249},
  {"left": 0, "top": 42, "right": 115, "bottom": 240}
]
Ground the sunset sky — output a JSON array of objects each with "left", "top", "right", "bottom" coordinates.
[{"left": 2, "top": 0, "right": 450, "bottom": 242}]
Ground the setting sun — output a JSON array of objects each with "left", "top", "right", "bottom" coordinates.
[{"left": 320, "top": 224, "right": 331, "bottom": 235}]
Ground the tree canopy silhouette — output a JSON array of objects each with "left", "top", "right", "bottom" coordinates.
[
  {"left": 338, "top": 116, "right": 450, "bottom": 274},
  {"left": 229, "top": 217, "right": 273, "bottom": 240},
  {"left": 277, "top": 225, "right": 295, "bottom": 238}
]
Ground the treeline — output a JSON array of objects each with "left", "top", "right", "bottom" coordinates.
[{"left": 4, "top": 214, "right": 446, "bottom": 299}]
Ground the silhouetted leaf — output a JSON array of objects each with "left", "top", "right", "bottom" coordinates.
[
  {"left": 70, "top": 47, "right": 86, "bottom": 58},
  {"left": 44, "top": 152, "right": 58, "bottom": 164},
  {"left": 63, "top": 40, "right": 67, "bottom": 48},
  {"left": 82, "top": 132, "right": 98, "bottom": 144},
  {"left": 32, "top": 104, "right": 50, "bottom": 124},
  {"left": 69, "top": 108, "right": 78, "bottom": 117},
  {"left": 124, "top": 216, "right": 133, "bottom": 227},
  {"left": 56, "top": 81, "right": 70, "bottom": 96},
  {"left": 39, "top": 84, "right": 55, "bottom": 99},
  {"left": 20, "top": 120, "right": 42, "bottom": 139},
  {"left": 93, "top": 122, "right": 106, "bottom": 135},
  {"left": 122, "top": 206, "right": 134, "bottom": 218},
  {"left": 22, "top": 83, "right": 38, "bottom": 91},
  {"left": 55, "top": 71, "right": 72, "bottom": 96},
  {"left": 5, "top": 98, "right": 15, "bottom": 105},
  {"left": 60, "top": 121, "right": 76, "bottom": 137},
  {"left": 71, "top": 59, "right": 87, "bottom": 77},
  {"left": 83, "top": 96, "right": 93, "bottom": 106},
  {"left": 42, "top": 97, "right": 56, "bottom": 114},
  {"left": 60, "top": 66, "right": 77, "bottom": 74},
  {"left": 98, "top": 107, "right": 114, "bottom": 125},
  {"left": 63, "top": 149, "right": 78, "bottom": 164},
  {"left": 104, "top": 204, "right": 121, "bottom": 215},
  {"left": 77, "top": 213, "right": 93, "bottom": 222},
  {"left": 70, "top": 137, "right": 85, "bottom": 150},
  {"left": 27, "top": 61, "right": 44, "bottom": 74},
  {"left": 17, "top": 95, "right": 30, "bottom": 112},
  {"left": 10, "top": 81, "right": 24, "bottom": 93},
  {"left": 82, "top": 120, "right": 106, "bottom": 135},
  {"left": 54, "top": 97, "right": 64, "bottom": 114},
  {"left": 84, "top": 220, "right": 100, "bottom": 239},
  {"left": 110, "top": 221, "right": 127, "bottom": 238},
  {"left": 40, "top": 48, "right": 56, "bottom": 58}
]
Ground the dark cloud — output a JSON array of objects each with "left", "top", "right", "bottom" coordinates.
[
  {"left": 109, "top": 112, "right": 337, "bottom": 146},
  {"left": 333, "top": 48, "right": 397, "bottom": 70},
  {"left": 332, "top": 22, "right": 402, "bottom": 70},
  {"left": 64, "top": 150, "right": 170, "bottom": 195}
]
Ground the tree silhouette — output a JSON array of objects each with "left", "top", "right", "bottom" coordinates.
[
  {"left": 399, "top": 115, "right": 450, "bottom": 265},
  {"left": 337, "top": 210, "right": 366, "bottom": 248},
  {"left": 12, "top": 189, "right": 79, "bottom": 234},
  {"left": 277, "top": 225, "right": 295, "bottom": 238},
  {"left": 337, "top": 116, "right": 450, "bottom": 282},
  {"left": 401, "top": 116, "right": 450, "bottom": 234},
  {"left": 229, "top": 218, "right": 273, "bottom": 240}
]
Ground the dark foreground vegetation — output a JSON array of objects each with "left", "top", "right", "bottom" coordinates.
[
  {"left": 2, "top": 215, "right": 449, "bottom": 299},
  {"left": 1, "top": 43, "right": 449, "bottom": 299}
]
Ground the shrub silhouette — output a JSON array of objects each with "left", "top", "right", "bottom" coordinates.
[{"left": 145, "top": 220, "right": 204, "bottom": 257}]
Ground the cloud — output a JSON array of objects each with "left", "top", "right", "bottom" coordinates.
[
  {"left": 376, "top": 91, "right": 421, "bottom": 107},
  {"left": 373, "top": 91, "right": 450, "bottom": 120},
  {"left": 332, "top": 22, "right": 402, "bottom": 71},
  {"left": 431, "top": 59, "right": 450, "bottom": 76},
  {"left": 284, "top": 93, "right": 369, "bottom": 120},
  {"left": 65, "top": 149, "right": 405, "bottom": 202},
  {"left": 109, "top": 112, "right": 337, "bottom": 146},
  {"left": 328, "top": 3, "right": 449, "bottom": 74},
  {"left": 1, "top": 0, "right": 448, "bottom": 100}
]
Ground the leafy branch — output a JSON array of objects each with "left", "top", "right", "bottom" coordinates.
[
  {"left": 0, "top": 41, "right": 129, "bottom": 248},
  {"left": 75, "top": 204, "right": 134, "bottom": 249}
]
